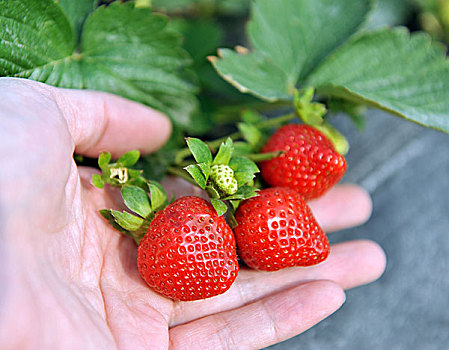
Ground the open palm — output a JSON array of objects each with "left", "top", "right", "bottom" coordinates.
[{"left": 0, "top": 78, "right": 385, "bottom": 350}]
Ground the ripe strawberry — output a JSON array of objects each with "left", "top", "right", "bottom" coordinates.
[
  {"left": 210, "top": 164, "right": 238, "bottom": 195},
  {"left": 137, "top": 196, "right": 238, "bottom": 301},
  {"left": 234, "top": 187, "right": 329, "bottom": 271},
  {"left": 260, "top": 124, "right": 346, "bottom": 200}
]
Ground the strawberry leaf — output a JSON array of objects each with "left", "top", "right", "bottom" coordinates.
[
  {"left": 211, "top": 198, "right": 228, "bottom": 216},
  {"left": 153, "top": 0, "right": 250, "bottom": 16},
  {"left": 229, "top": 156, "right": 259, "bottom": 174},
  {"left": 229, "top": 156, "right": 259, "bottom": 186},
  {"left": 100, "top": 209, "right": 132, "bottom": 235},
  {"left": 121, "top": 185, "right": 152, "bottom": 219},
  {"left": 206, "top": 185, "right": 221, "bottom": 199},
  {"left": 58, "top": 0, "right": 96, "bottom": 38},
  {"left": 198, "top": 162, "right": 211, "bottom": 179},
  {"left": 213, "top": 138, "right": 234, "bottom": 166},
  {"left": 0, "top": 1, "right": 199, "bottom": 129},
  {"left": 221, "top": 186, "right": 258, "bottom": 200},
  {"left": 210, "top": 0, "right": 372, "bottom": 100},
  {"left": 229, "top": 200, "right": 241, "bottom": 211},
  {"left": 186, "top": 138, "right": 213, "bottom": 165},
  {"left": 110, "top": 210, "right": 145, "bottom": 231},
  {"left": 185, "top": 165, "right": 207, "bottom": 189},
  {"left": 118, "top": 150, "right": 140, "bottom": 167},
  {"left": 91, "top": 174, "right": 104, "bottom": 189},
  {"left": 233, "top": 172, "right": 255, "bottom": 187},
  {"left": 148, "top": 181, "right": 168, "bottom": 211},
  {"left": 307, "top": 28, "right": 449, "bottom": 134},
  {"left": 98, "top": 152, "right": 111, "bottom": 170}
]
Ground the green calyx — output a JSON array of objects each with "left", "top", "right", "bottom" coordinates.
[
  {"left": 210, "top": 164, "right": 238, "bottom": 195},
  {"left": 91, "top": 150, "right": 168, "bottom": 245},
  {"left": 182, "top": 137, "right": 260, "bottom": 216},
  {"left": 293, "top": 88, "right": 349, "bottom": 156},
  {"left": 294, "top": 87, "right": 327, "bottom": 126},
  {"left": 313, "top": 122, "right": 350, "bottom": 156}
]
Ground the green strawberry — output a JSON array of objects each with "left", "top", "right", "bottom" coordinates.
[{"left": 210, "top": 164, "right": 238, "bottom": 195}]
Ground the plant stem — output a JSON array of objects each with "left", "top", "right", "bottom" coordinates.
[
  {"left": 174, "top": 113, "right": 296, "bottom": 164},
  {"left": 245, "top": 151, "right": 284, "bottom": 162},
  {"left": 167, "top": 166, "right": 197, "bottom": 186}
]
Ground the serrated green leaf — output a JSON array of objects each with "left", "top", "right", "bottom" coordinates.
[
  {"left": 186, "top": 138, "right": 213, "bottom": 164},
  {"left": 135, "top": 0, "right": 152, "bottom": 8},
  {"left": 128, "top": 169, "right": 144, "bottom": 178},
  {"left": 222, "top": 186, "right": 258, "bottom": 200},
  {"left": 153, "top": 0, "right": 249, "bottom": 15},
  {"left": 211, "top": 0, "right": 372, "bottom": 101},
  {"left": 213, "top": 138, "right": 234, "bottom": 165},
  {"left": 308, "top": 28, "right": 449, "bottom": 134},
  {"left": 0, "top": 1, "right": 199, "bottom": 129},
  {"left": 234, "top": 172, "right": 255, "bottom": 186},
  {"left": 198, "top": 162, "right": 211, "bottom": 179},
  {"left": 205, "top": 185, "right": 220, "bottom": 199},
  {"left": 121, "top": 185, "right": 152, "bottom": 218},
  {"left": 57, "top": 0, "right": 96, "bottom": 39},
  {"left": 210, "top": 50, "right": 290, "bottom": 101},
  {"left": 118, "top": 150, "right": 140, "bottom": 167},
  {"left": 91, "top": 174, "right": 104, "bottom": 188},
  {"left": 229, "top": 199, "right": 241, "bottom": 211},
  {"left": 0, "top": 0, "right": 75, "bottom": 78},
  {"left": 229, "top": 156, "right": 259, "bottom": 186},
  {"left": 152, "top": 0, "right": 198, "bottom": 12},
  {"left": 368, "top": 0, "right": 413, "bottom": 29},
  {"left": 100, "top": 209, "right": 131, "bottom": 235},
  {"left": 211, "top": 198, "right": 227, "bottom": 216},
  {"left": 98, "top": 152, "right": 111, "bottom": 169},
  {"left": 148, "top": 182, "right": 168, "bottom": 211},
  {"left": 185, "top": 165, "right": 207, "bottom": 189},
  {"left": 229, "top": 156, "right": 259, "bottom": 174},
  {"left": 170, "top": 18, "right": 224, "bottom": 65},
  {"left": 238, "top": 123, "right": 263, "bottom": 148},
  {"left": 111, "top": 210, "right": 144, "bottom": 231}
]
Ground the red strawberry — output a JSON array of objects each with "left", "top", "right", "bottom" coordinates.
[
  {"left": 234, "top": 187, "right": 329, "bottom": 271},
  {"left": 137, "top": 196, "right": 238, "bottom": 301},
  {"left": 260, "top": 124, "right": 346, "bottom": 200}
]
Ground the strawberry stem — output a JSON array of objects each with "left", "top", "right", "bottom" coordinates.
[{"left": 245, "top": 151, "right": 284, "bottom": 162}]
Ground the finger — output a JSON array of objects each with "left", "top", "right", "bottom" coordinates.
[
  {"left": 309, "top": 184, "right": 373, "bottom": 232},
  {"left": 171, "top": 240, "right": 385, "bottom": 326},
  {"left": 170, "top": 281, "right": 345, "bottom": 350},
  {"left": 54, "top": 87, "right": 171, "bottom": 157}
]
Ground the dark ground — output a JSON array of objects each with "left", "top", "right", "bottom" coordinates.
[{"left": 267, "top": 109, "right": 449, "bottom": 350}]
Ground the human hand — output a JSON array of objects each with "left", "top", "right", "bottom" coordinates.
[{"left": 0, "top": 78, "right": 385, "bottom": 350}]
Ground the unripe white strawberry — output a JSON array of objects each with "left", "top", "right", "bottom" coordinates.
[{"left": 210, "top": 164, "right": 238, "bottom": 195}]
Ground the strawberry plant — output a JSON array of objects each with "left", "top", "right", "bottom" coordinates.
[{"left": 2, "top": 0, "right": 449, "bottom": 301}]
